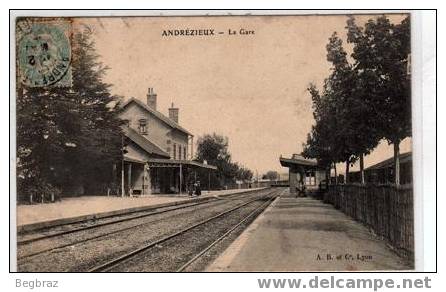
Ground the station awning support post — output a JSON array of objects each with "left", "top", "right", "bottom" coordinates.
[{"left": 179, "top": 163, "right": 182, "bottom": 195}]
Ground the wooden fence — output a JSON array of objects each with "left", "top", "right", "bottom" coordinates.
[{"left": 324, "top": 184, "right": 414, "bottom": 261}]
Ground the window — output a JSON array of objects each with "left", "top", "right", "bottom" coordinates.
[
  {"left": 183, "top": 146, "right": 187, "bottom": 160},
  {"left": 139, "top": 119, "right": 147, "bottom": 135},
  {"left": 179, "top": 146, "right": 182, "bottom": 161},
  {"left": 173, "top": 144, "right": 176, "bottom": 159},
  {"left": 305, "top": 171, "right": 316, "bottom": 186}
]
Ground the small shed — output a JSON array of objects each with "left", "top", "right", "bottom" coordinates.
[{"left": 279, "top": 154, "right": 325, "bottom": 196}]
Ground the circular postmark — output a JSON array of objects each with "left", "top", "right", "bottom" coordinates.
[{"left": 18, "top": 22, "right": 71, "bottom": 87}]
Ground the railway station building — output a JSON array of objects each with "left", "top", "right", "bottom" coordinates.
[
  {"left": 279, "top": 154, "right": 326, "bottom": 196},
  {"left": 117, "top": 87, "right": 216, "bottom": 196}
]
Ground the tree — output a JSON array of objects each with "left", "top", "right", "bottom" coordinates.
[
  {"left": 263, "top": 171, "right": 279, "bottom": 181},
  {"left": 69, "top": 26, "right": 124, "bottom": 194},
  {"left": 195, "top": 133, "right": 233, "bottom": 187},
  {"left": 237, "top": 166, "right": 254, "bottom": 182},
  {"left": 303, "top": 30, "right": 382, "bottom": 184},
  {"left": 195, "top": 133, "right": 252, "bottom": 188},
  {"left": 303, "top": 33, "right": 358, "bottom": 183},
  {"left": 195, "top": 133, "right": 230, "bottom": 165},
  {"left": 346, "top": 16, "right": 411, "bottom": 185},
  {"left": 302, "top": 84, "right": 338, "bottom": 183},
  {"left": 325, "top": 32, "right": 366, "bottom": 183},
  {"left": 17, "top": 87, "right": 79, "bottom": 202},
  {"left": 17, "top": 26, "right": 123, "bottom": 202}
]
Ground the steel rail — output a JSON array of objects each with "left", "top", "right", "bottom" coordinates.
[
  {"left": 176, "top": 194, "right": 279, "bottom": 272},
  {"left": 87, "top": 190, "right": 277, "bottom": 272},
  {"left": 18, "top": 189, "right": 264, "bottom": 245},
  {"left": 18, "top": 191, "right": 266, "bottom": 261}
]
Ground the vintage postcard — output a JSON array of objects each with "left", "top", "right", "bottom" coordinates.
[{"left": 11, "top": 11, "right": 421, "bottom": 273}]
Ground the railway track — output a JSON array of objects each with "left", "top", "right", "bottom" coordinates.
[
  {"left": 19, "top": 189, "right": 264, "bottom": 243},
  {"left": 176, "top": 194, "right": 278, "bottom": 272},
  {"left": 17, "top": 189, "right": 273, "bottom": 263},
  {"left": 88, "top": 189, "right": 281, "bottom": 272}
]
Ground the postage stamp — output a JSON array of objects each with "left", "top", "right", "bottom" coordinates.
[{"left": 16, "top": 19, "right": 72, "bottom": 87}]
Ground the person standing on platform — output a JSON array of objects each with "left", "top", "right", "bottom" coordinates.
[{"left": 195, "top": 181, "right": 201, "bottom": 196}]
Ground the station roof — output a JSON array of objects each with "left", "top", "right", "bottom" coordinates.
[
  {"left": 124, "top": 156, "right": 146, "bottom": 164},
  {"left": 124, "top": 127, "right": 170, "bottom": 158},
  {"left": 366, "top": 152, "right": 412, "bottom": 170},
  {"left": 148, "top": 158, "right": 218, "bottom": 170},
  {"left": 279, "top": 154, "right": 319, "bottom": 169}
]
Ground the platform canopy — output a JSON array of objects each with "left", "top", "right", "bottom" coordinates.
[
  {"left": 148, "top": 158, "right": 217, "bottom": 170},
  {"left": 279, "top": 154, "right": 322, "bottom": 170},
  {"left": 123, "top": 156, "right": 147, "bottom": 164}
]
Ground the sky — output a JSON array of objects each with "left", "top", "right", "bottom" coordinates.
[{"left": 76, "top": 14, "right": 411, "bottom": 175}]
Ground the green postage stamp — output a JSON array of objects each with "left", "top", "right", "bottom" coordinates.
[{"left": 17, "top": 19, "right": 72, "bottom": 87}]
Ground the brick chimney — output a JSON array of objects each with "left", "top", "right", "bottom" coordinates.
[
  {"left": 147, "top": 87, "right": 157, "bottom": 110},
  {"left": 168, "top": 102, "right": 179, "bottom": 124}
]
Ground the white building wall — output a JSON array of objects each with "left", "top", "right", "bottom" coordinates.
[{"left": 120, "top": 102, "right": 189, "bottom": 159}]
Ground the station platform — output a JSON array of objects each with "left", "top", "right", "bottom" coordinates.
[
  {"left": 207, "top": 191, "right": 413, "bottom": 272},
  {"left": 16, "top": 188, "right": 264, "bottom": 230}
]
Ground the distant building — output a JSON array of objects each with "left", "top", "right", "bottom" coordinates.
[
  {"left": 349, "top": 152, "right": 412, "bottom": 185},
  {"left": 279, "top": 154, "right": 326, "bottom": 195},
  {"left": 117, "top": 87, "right": 216, "bottom": 195}
]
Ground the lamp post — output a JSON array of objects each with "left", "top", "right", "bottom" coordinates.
[{"left": 121, "top": 136, "right": 125, "bottom": 197}]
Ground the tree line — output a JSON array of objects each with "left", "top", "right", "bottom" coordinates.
[
  {"left": 194, "top": 133, "right": 253, "bottom": 189},
  {"left": 302, "top": 15, "right": 411, "bottom": 185},
  {"left": 17, "top": 27, "right": 124, "bottom": 202}
]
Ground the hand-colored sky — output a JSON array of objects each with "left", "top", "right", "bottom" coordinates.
[{"left": 77, "top": 14, "right": 411, "bottom": 174}]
